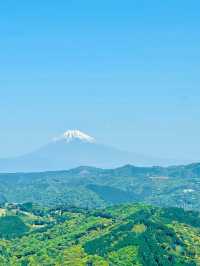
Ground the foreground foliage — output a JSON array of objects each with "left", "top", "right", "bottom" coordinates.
[{"left": 0, "top": 203, "right": 200, "bottom": 265}]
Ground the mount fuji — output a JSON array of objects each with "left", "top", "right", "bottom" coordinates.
[{"left": 0, "top": 130, "right": 173, "bottom": 172}]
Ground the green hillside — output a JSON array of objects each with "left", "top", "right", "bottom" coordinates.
[
  {"left": 0, "top": 203, "right": 200, "bottom": 265},
  {"left": 0, "top": 163, "right": 200, "bottom": 210}
]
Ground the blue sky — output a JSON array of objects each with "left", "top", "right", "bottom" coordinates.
[{"left": 0, "top": 1, "right": 200, "bottom": 162}]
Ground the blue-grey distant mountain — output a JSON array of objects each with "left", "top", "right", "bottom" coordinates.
[{"left": 0, "top": 130, "right": 177, "bottom": 172}]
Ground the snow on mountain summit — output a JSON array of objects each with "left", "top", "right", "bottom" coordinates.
[{"left": 54, "top": 130, "right": 96, "bottom": 143}]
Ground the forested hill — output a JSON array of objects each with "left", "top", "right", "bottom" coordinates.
[
  {"left": 0, "top": 163, "right": 200, "bottom": 210},
  {"left": 0, "top": 203, "right": 200, "bottom": 265}
]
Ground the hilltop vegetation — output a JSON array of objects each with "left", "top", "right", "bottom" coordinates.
[
  {"left": 0, "top": 203, "right": 200, "bottom": 265},
  {"left": 0, "top": 163, "right": 200, "bottom": 210},
  {"left": 1, "top": 163, "right": 200, "bottom": 265}
]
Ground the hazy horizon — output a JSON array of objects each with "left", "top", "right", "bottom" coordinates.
[
  {"left": 1, "top": 2, "right": 200, "bottom": 264},
  {"left": 1, "top": 1, "right": 200, "bottom": 163}
]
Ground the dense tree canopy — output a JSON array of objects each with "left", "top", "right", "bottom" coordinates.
[{"left": 0, "top": 203, "right": 199, "bottom": 265}]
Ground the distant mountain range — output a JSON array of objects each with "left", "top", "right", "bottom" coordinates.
[
  {"left": 1, "top": 163, "right": 200, "bottom": 211},
  {"left": 0, "top": 129, "right": 177, "bottom": 172}
]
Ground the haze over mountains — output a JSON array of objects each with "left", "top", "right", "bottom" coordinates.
[
  {"left": 0, "top": 129, "right": 178, "bottom": 173},
  {"left": 1, "top": 163, "right": 200, "bottom": 210}
]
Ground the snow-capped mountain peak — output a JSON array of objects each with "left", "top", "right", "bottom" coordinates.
[{"left": 54, "top": 130, "right": 96, "bottom": 143}]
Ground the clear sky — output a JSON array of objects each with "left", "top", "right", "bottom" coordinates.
[{"left": 0, "top": 1, "right": 200, "bottom": 162}]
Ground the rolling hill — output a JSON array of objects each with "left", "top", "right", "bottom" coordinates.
[
  {"left": 0, "top": 202, "right": 199, "bottom": 265},
  {"left": 0, "top": 163, "right": 200, "bottom": 210}
]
